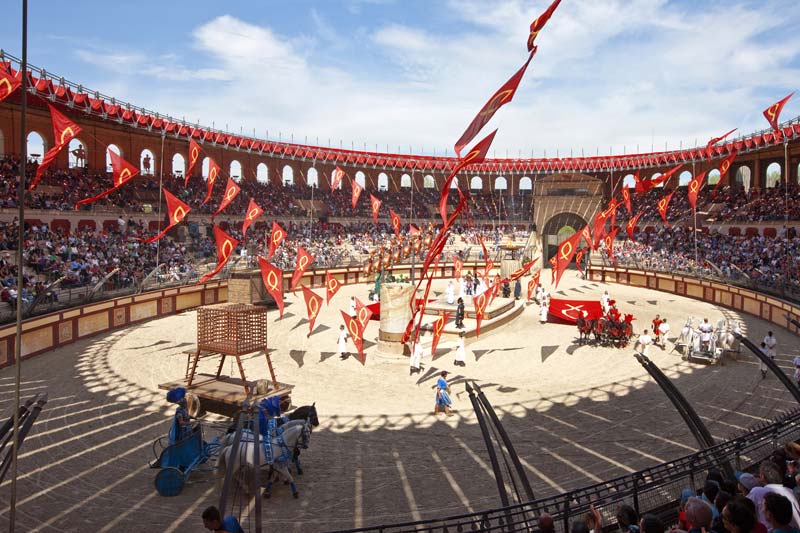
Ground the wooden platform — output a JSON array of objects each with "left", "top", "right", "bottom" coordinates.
[{"left": 158, "top": 373, "right": 294, "bottom": 407}]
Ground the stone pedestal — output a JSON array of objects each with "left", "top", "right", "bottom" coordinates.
[
  {"left": 500, "top": 258, "right": 522, "bottom": 280},
  {"left": 378, "top": 283, "right": 414, "bottom": 355}
]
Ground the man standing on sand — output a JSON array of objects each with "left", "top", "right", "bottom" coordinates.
[
  {"left": 348, "top": 296, "right": 356, "bottom": 318},
  {"left": 337, "top": 325, "right": 349, "bottom": 360},
  {"left": 410, "top": 341, "right": 423, "bottom": 375},
  {"left": 434, "top": 371, "right": 453, "bottom": 416}
]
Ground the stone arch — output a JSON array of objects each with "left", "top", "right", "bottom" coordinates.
[
  {"left": 256, "top": 163, "right": 269, "bottom": 184},
  {"left": 678, "top": 170, "right": 692, "bottom": 187},
  {"left": 707, "top": 169, "right": 721, "bottom": 186},
  {"left": 307, "top": 167, "right": 319, "bottom": 187},
  {"left": 519, "top": 177, "right": 532, "bottom": 191},
  {"left": 377, "top": 172, "right": 389, "bottom": 191},
  {"left": 67, "top": 138, "right": 88, "bottom": 169},
  {"left": 495, "top": 176, "right": 508, "bottom": 190},
  {"left": 27, "top": 131, "right": 46, "bottom": 164},
  {"left": 172, "top": 153, "right": 185, "bottom": 178},
  {"left": 424, "top": 175, "right": 435, "bottom": 189},
  {"left": 541, "top": 211, "right": 588, "bottom": 259},
  {"left": 282, "top": 165, "right": 294, "bottom": 186},
  {"left": 0, "top": 127, "right": 4, "bottom": 157},
  {"left": 401, "top": 174, "right": 412, "bottom": 188},
  {"left": 355, "top": 171, "right": 366, "bottom": 188},
  {"left": 106, "top": 144, "right": 122, "bottom": 172},
  {"left": 230, "top": 160, "right": 242, "bottom": 182},
  {"left": 471, "top": 176, "right": 483, "bottom": 190},
  {"left": 622, "top": 173, "right": 636, "bottom": 188},
  {"left": 735, "top": 166, "right": 751, "bottom": 193},
  {"left": 140, "top": 149, "right": 155, "bottom": 176},
  {"left": 766, "top": 162, "right": 782, "bottom": 188},
  {"left": 651, "top": 172, "right": 664, "bottom": 188}
]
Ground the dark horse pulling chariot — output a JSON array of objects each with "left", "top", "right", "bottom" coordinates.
[{"left": 577, "top": 314, "right": 634, "bottom": 348}]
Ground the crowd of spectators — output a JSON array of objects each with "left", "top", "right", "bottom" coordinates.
[{"left": 712, "top": 185, "right": 800, "bottom": 222}]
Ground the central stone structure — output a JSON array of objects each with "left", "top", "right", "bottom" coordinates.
[{"left": 377, "top": 283, "right": 414, "bottom": 355}]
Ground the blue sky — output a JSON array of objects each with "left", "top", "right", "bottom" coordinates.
[{"left": 2, "top": 0, "right": 799, "bottom": 157}]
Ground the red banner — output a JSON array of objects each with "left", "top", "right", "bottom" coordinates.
[
  {"left": 621, "top": 187, "right": 632, "bottom": 215},
  {"left": 0, "top": 68, "right": 21, "bottom": 102},
  {"left": 242, "top": 198, "right": 264, "bottom": 242},
  {"left": 579, "top": 224, "right": 594, "bottom": 250},
  {"left": 473, "top": 292, "right": 488, "bottom": 337},
  {"left": 258, "top": 257, "right": 284, "bottom": 318},
  {"left": 325, "top": 270, "right": 342, "bottom": 305},
  {"left": 185, "top": 139, "right": 201, "bottom": 187},
  {"left": 341, "top": 310, "right": 366, "bottom": 365},
  {"left": 453, "top": 256, "right": 463, "bottom": 279},
  {"left": 441, "top": 129, "right": 497, "bottom": 222},
  {"left": 431, "top": 312, "right": 452, "bottom": 359},
  {"left": 635, "top": 164, "right": 682, "bottom": 194},
  {"left": 354, "top": 297, "right": 374, "bottom": 331},
  {"left": 212, "top": 177, "right": 240, "bottom": 219},
  {"left": 454, "top": 49, "right": 536, "bottom": 157},
  {"left": 527, "top": 277, "right": 536, "bottom": 301},
  {"left": 687, "top": 170, "right": 707, "bottom": 210},
  {"left": 267, "top": 221, "right": 286, "bottom": 259},
  {"left": 527, "top": 0, "right": 562, "bottom": 51},
  {"left": 763, "top": 92, "right": 794, "bottom": 133},
  {"left": 389, "top": 208, "right": 401, "bottom": 237},
  {"left": 370, "top": 194, "right": 382, "bottom": 223},
  {"left": 575, "top": 247, "right": 586, "bottom": 276},
  {"left": 331, "top": 166, "right": 345, "bottom": 190},
  {"left": 199, "top": 226, "right": 239, "bottom": 284},
  {"left": 351, "top": 179, "right": 363, "bottom": 209},
  {"left": 290, "top": 247, "right": 314, "bottom": 292},
  {"left": 592, "top": 210, "right": 609, "bottom": 249},
  {"left": 626, "top": 211, "right": 644, "bottom": 240},
  {"left": 139, "top": 188, "right": 190, "bottom": 243},
  {"left": 554, "top": 231, "right": 582, "bottom": 288},
  {"left": 508, "top": 258, "right": 538, "bottom": 282},
  {"left": 548, "top": 298, "right": 603, "bottom": 324},
  {"left": 31, "top": 104, "right": 82, "bottom": 190},
  {"left": 657, "top": 192, "right": 675, "bottom": 227},
  {"left": 301, "top": 285, "right": 323, "bottom": 336},
  {"left": 74, "top": 148, "right": 138, "bottom": 208},
  {"left": 201, "top": 158, "right": 220, "bottom": 206},
  {"left": 705, "top": 128, "right": 736, "bottom": 160},
  {"left": 604, "top": 227, "right": 619, "bottom": 264},
  {"left": 712, "top": 151, "right": 738, "bottom": 197}
]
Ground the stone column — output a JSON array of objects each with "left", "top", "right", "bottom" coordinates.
[{"left": 378, "top": 283, "right": 414, "bottom": 355}]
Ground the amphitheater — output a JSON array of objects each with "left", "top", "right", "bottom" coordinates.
[{"left": 1, "top": 11, "right": 800, "bottom": 533}]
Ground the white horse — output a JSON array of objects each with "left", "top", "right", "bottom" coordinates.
[
  {"left": 715, "top": 319, "right": 742, "bottom": 360},
  {"left": 216, "top": 420, "right": 312, "bottom": 499},
  {"left": 672, "top": 317, "right": 696, "bottom": 356}
]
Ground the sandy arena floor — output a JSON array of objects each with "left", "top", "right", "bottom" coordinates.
[{"left": 1, "top": 272, "right": 798, "bottom": 532}]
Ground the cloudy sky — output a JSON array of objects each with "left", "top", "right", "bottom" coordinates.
[{"left": 1, "top": 0, "right": 799, "bottom": 157}]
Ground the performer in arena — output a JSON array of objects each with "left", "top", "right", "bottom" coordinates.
[
  {"left": 607, "top": 301, "right": 621, "bottom": 323},
  {"left": 698, "top": 317, "right": 714, "bottom": 352},
  {"left": 337, "top": 324, "right": 349, "bottom": 360},
  {"left": 761, "top": 331, "right": 777, "bottom": 378},
  {"left": 434, "top": 371, "right": 453, "bottom": 416},
  {"left": 601, "top": 290, "right": 611, "bottom": 314},
  {"left": 455, "top": 297, "right": 465, "bottom": 329},
  {"left": 446, "top": 280, "right": 455, "bottom": 305},
  {"left": 658, "top": 317, "right": 670, "bottom": 348},
  {"left": 539, "top": 296, "right": 549, "bottom": 323},
  {"left": 454, "top": 331, "right": 467, "bottom": 367},
  {"left": 166, "top": 387, "right": 193, "bottom": 445},
  {"left": 348, "top": 296, "right": 357, "bottom": 317},
  {"left": 635, "top": 329, "right": 653, "bottom": 356},
  {"left": 652, "top": 314, "right": 663, "bottom": 345},
  {"left": 410, "top": 341, "right": 423, "bottom": 375}
]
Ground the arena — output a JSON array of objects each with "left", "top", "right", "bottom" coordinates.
[{"left": 1, "top": 2, "right": 800, "bottom": 532}]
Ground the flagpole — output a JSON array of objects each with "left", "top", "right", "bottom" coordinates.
[
  {"left": 155, "top": 131, "right": 165, "bottom": 285},
  {"left": 10, "top": 1, "right": 28, "bottom": 529},
  {"left": 784, "top": 138, "right": 789, "bottom": 222},
  {"left": 410, "top": 166, "right": 415, "bottom": 284},
  {"left": 692, "top": 160, "right": 698, "bottom": 265}
]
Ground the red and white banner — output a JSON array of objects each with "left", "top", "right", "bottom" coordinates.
[
  {"left": 430, "top": 312, "right": 452, "bottom": 359},
  {"left": 258, "top": 257, "right": 284, "bottom": 318},
  {"left": 547, "top": 298, "right": 603, "bottom": 324},
  {"left": 325, "top": 270, "right": 342, "bottom": 305},
  {"left": 301, "top": 285, "right": 323, "bottom": 336}
]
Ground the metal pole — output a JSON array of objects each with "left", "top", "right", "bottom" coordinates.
[
  {"left": 465, "top": 382, "right": 510, "bottom": 510},
  {"left": 10, "top": 1, "right": 28, "bottom": 529},
  {"left": 692, "top": 160, "right": 698, "bottom": 265},
  {"left": 410, "top": 168, "right": 415, "bottom": 283},
  {"left": 785, "top": 139, "right": 789, "bottom": 222}
]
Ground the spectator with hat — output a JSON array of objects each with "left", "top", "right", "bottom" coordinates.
[{"left": 737, "top": 471, "right": 761, "bottom": 497}]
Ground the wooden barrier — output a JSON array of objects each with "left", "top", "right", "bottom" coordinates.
[{"left": 588, "top": 266, "right": 800, "bottom": 337}]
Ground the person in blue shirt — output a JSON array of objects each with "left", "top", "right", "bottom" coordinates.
[
  {"left": 166, "top": 387, "right": 192, "bottom": 445},
  {"left": 202, "top": 506, "right": 244, "bottom": 533},
  {"left": 434, "top": 371, "right": 452, "bottom": 416}
]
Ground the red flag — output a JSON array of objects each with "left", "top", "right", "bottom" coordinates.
[
  {"left": 626, "top": 212, "right": 644, "bottom": 241},
  {"left": 604, "top": 227, "right": 619, "bottom": 264},
  {"left": 212, "top": 177, "right": 240, "bottom": 219},
  {"left": 258, "top": 257, "right": 285, "bottom": 318},
  {"left": 705, "top": 128, "right": 737, "bottom": 160},
  {"left": 554, "top": 231, "right": 581, "bottom": 288},
  {"left": 548, "top": 298, "right": 603, "bottom": 324},
  {"left": 454, "top": 51, "right": 536, "bottom": 157},
  {"left": 441, "top": 129, "right": 498, "bottom": 222},
  {"left": 74, "top": 148, "right": 138, "bottom": 208},
  {"left": 621, "top": 187, "right": 632, "bottom": 215},
  {"left": 301, "top": 285, "right": 323, "bottom": 336},
  {"left": 199, "top": 226, "right": 239, "bottom": 284},
  {"left": 341, "top": 310, "right": 367, "bottom": 365},
  {"left": 636, "top": 164, "right": 683, "bottom": 194},
  {"left": 763, "top": 93, "right": 794, "bottom": 133},
  {"left": 473, "top": 292, "right": 488, "bottom": 337},
  {"left": 185, "top": 139, "right": 201, "bottom": 187},
  {"left": 290, "top": 247, "right": 314, "bottom": 291},
  {"left": 579, "top": 224, "right": 594, "bottom": 250},
  {"left": 331, "top": 166, "right": 345, "bottom": 190},
  {"left": 509, "top": 258, "right": 538, "bottom": 281},
  {"left": 138, "top": 189, "right": 191, "bottom": 243},
  {"left": 389, "top": 208, "right": 402, "bottom": 237},
  {"left": 592, "top": 210, "right": 610, "bottom": 249},
  {"left": 430, "top": 312, "right": 452, "bottom": 359},
  {"left": 354, "top": 298, "right": 374, "bottom": 331},
  {"left": 657, "top": 192, "right": 675, "bottom": 227},
  {"left": 201, "top": 158, "right": 221, "bottom": 206},
  {"left": 483, "top": 258, "right": 495, "bottom": 279},
  {"left": 712, "top": 151, "right": 738, "bottom": 198},
  {"left": 687, "top": 171, "right": 707, "bottom": 210},
  {"left": 31, "top": 104, "right": 82, "bottom": 189},
  {"left": 0, "top": 68, "right": 21, "bottom": 103},
  {"left": 242, "top": 198, "right": 264, "bottom": 242},
  {"left": 351, "top": 179, "right": 363, "bottom": 209},
  {"left": 453, "top": 256, "right": 464, "bottom": 279},
  {"left": 370, "top": 194, "right": 382, "bottom": 223},
  {"left": 527, "top": 0, "right": 562, "bottom": 51},
  {"left": 267, "top": 222, "right": 286, "bottom": 259},
  {"left": 527, "top": 278, "right": 536, "bottom": 301},
  {"left": 325, "top": 270, "right": 342, "bottom": 305}
]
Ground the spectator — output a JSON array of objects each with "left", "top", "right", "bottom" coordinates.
[
  {"left": 722, "top": 495, "right": 758, "bottom": 533},
  {"left": 748, "top": 461, "right": 800, "bottom": 531},
  {"left": 763, "top": 493, "right": 800, "bottom": 533}
]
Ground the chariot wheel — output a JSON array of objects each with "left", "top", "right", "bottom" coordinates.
[{"left": 155, "top": 467, "right": 185, "bottom": 497}]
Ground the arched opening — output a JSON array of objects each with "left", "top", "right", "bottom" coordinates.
[
  {"left": 202, "top": 157, "right": 211, "bottom": 180},
  {"left": 542, "top": 212, "right": 587, "bottom": 259},
  {"left": 256, "top": 163, "right": 269, "bottom": 184},
  {"left": 172, "top": 153, "right": 185, "bottom": 178},
  {"left": 140, "top": 149, "right": 155, "bottom": 176},
  {"left": 651, "top": 172, "right": 664, "bottom": 187},
  {"left": 0, "top": 128, "right": 4, "bottom": 157},
  {"left": 678, "top": 170, "right": 693, "bottom": 187},
  {"left": 26, "top": 131, "right": 46, "bottom": 164},
  {"left": 735, "top": 166, "right": 751, "bottom": 193},
  {"left": 106, "top": 144, "right": 122, "bottom": 172},
  {"left": 307, "top": 167, "right": 319, "bottom": 188},
  {"left": 494, "top": 176, "right": 508, "bottom": 190},
  {"left": 450, "top": 176, "right": 459, "bottom": 189},
  {"left": 519, "top": 177, "right": 532, "bottom": 191},
  {"left": 282, "top": 165, "right": 294, "bottom": 186},
  {"left": 230, "top": 160, "right": 242, "bottom": 183},
  {"left": 622, "top": 174, "right": 636, "bottom": 188},
  {"left": 707, "top": 169, "right": 721, "bottom": 185},
  {"left": 355, "top": 171, "right": 366, "bottom": 188},
  {"left": 796, "top": 163, "right": 800, "bottom": 185},
  {"left": 400, "top": 174, "right": 412, "bottom": 188},
  {"left": 377, "top": 172, "right": 389, "bottom": 191},
  {"left": 424, "top": 175, "right": 435, "bottom": 189},
  {"left": 470, "top": 176, "right": 483, "bottom": 190},
  {"left": 766, "top": 162, "right": 782, "bottom": 188},
  {"left": 68, "top": 138, "right": 87, "bottom": 169}
]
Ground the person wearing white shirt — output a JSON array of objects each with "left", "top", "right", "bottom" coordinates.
[
  {"left": 658, "top": 318, "right": 670, "bottom": 348},
  {"left": 601, "top": 291, "right": 610, "bottom": 314},
  {"left": 348, "top": 296, "right": 357, "bottom": 318},
  {"left": 454, "top": 331, "right": 467, "bottom": 367},
  {"left": 410, "top": 342, "right": 423, "bottom": 375},
  {"left": 635, "top": 330, "right": 653, "bottom": 356},
  {"left": 748, "top": 461, "right": 800, "bottom": 532},
  {"left": 539, "top": 299, "right": 548, "bottom": 323},
  {"left": 337, "top": 325, "right": 349, "bottom": 360},
  {"left": 698, "top": 318, "right": 714, "bottom": 352},
  {"left": 446, "top": 281, "right": 455, "bottom": 305},
  {"left": 764, "top": 331, "right": 777, "bottom": 358}
]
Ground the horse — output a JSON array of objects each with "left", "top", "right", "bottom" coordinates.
[
  {"left": 715, "top": 320, "right": 741, "bottom": 361},
  {"left": 672, "top": 317, "right": 695, "bottom": 356},
  {"left": 576, "top": 316, "right": 595, "bottom": 345},
  {"left": 216, "top": 419, "right": 312, "bottom": 499}
]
